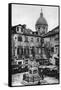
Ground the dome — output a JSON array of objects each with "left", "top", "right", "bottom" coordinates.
[{"left": 35, "top": 10, "right": 48, "bottom": 26}]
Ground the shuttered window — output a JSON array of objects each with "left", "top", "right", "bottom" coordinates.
[
  {"left": 17, "top": 46, "right": 23, "bottom": 58},
  {"left": 24, "top": 47, "right": 29, "bottom": 58}
]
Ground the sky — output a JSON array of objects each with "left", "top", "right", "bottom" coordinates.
[{"left": 12, "top": 4, "right": 59, "bottom": 31}]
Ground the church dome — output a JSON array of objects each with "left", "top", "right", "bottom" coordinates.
[{"left": 35, "top": 10, "right": 48, "bottom": 26}]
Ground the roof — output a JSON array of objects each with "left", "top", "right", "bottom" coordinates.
[
  {"left": 11, "top": 24, "right": 22, "bottom": 28},
  {"left": 11, "top": 24, "right": 42, "bottom": 37},
  {"left": 42, "top": 26, "right": 59, "bottom": 38}
]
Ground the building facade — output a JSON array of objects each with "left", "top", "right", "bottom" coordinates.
[
  {"left": 11, "top": 10, "right": 59, "bottom": 66},
  {"left": 43, "top": 26, "right": 59, "bottom": 65},
  {"left": 11, "top": 10, "right": 48, "bottom": 65},
  {"left": 11, "top": 25, "right": 42, "bottom": 65}
]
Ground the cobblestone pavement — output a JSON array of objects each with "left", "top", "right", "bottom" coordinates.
[{"left": 12, "top": 72, "right": 59, "bottom": 86}]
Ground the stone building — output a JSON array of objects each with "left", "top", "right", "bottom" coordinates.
[
  {"left": 42, "top": 26, "right": 59, "bottom": 65},
  {"left": 11, "top": 10, "right": 48, "bottom": 65},
  {"left": 11, "top": 24, "right": 42, "bottom": 65}
]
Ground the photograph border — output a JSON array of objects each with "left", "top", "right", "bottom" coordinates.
[{"left": 8, "top": 3, "right": 60, "bottom": 87}]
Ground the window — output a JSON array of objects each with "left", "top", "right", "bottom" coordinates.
[
  {"left": 43, "top": 26, "right": 45, "bottom": 29},
  {"left": 31, "top": 38, "right": 33, "bottom": 42},
  {"left": 21, "top": 28, "right": 23, "bottom": 32},
  {"left": 25, "top": 36, "right": 28, "bottom": 42},
  {"left": 41, "top": 38, "right": 44, "bottom": 43},
  {"left": 37, "top": 48, "right": 39, "bottom": 54},
  {"left": 17, "top": 27, "right": 19, "bottom": 31},
  {"left": 51, "top": 47, "right": 54, "bottom": 52},
  {"left": 15, "top": 36, "right": 17, "bottom": 40},
  {"left": 33, "top": 70, "right": 37, "bottom": 74},
  {"left": 55, "top": 35, "right": 59, "bottom": 40},
  {"left": 32, "top": 32, "right": 34, "bottom": 35},
  {"left": 18, "top": 36, "right": 22, "bottom": 41},
  {"left": 42, "top": 30, "right": 45, "bottom": 34},
  {"left": 37, "top": 38, "right": 39, "bottom": 42},
  {"left": 24, "top": 47, "right": 29, "bottom": 58},
  {"left": 38, "top": 27, "right": 40, "bottom": 30},
  {"left": 29, "top": 70, "right": 32, "bottom": 74},
  {"left": 56, "top": 48, "right": 58, "bottom": 53},
  {"left": 17, "top": 46, "right": 23, "bottom": 58},
  {"left": 25, "top": 60, "right": 28, "bottom": 64},
  {"left": 31, "top": 47, "right": 35, "bottom": 57},
  {"left": 18, "top": 62, "right": 22, "bottom": 65},
  {"left": 36, "top": 32, "right": 38, "bottom": 35}
]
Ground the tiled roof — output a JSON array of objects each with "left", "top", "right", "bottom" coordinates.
[{"left": 42, "top": 26, "right": 59, "bottom": 38}]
